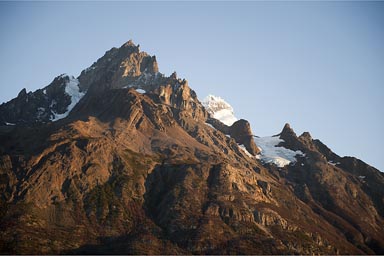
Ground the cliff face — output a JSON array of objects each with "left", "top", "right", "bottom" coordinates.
[{"left": 0, "top": 40, "right": 383, "bottom": 254}]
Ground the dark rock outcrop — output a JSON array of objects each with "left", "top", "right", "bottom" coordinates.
[
  {"left": 230, "top": 119, "right": 260, "bottom": 155},
  {"left": 278, "top": 123, "right": 301, "bottom": 150}
]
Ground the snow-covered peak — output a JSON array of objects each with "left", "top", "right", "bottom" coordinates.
[
  {"left": 254, "top": 136, "right": 304, "bottom": 167},
  {"left": 202, "top": 94, "right": 237, "bottom": 126},
  {"left": 51, "top": 76, "right": 85, "bottom": 122}
]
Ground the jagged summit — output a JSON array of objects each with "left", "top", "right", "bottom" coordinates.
[
  {"left": 78, "top": 40, "right": 162, "bottom": 93},
  {"left": 123, "top": 39, "right": 136, "bottom": 47},
  {"left": 17, "top": 88, "right": 27, "bottom": 98},
  {"left": 0, "top": 41, "right": 198, "bottom": 125},
  {"left": 0, "top": 74, "right": 84, "bottom": 124},
  {"left": 279, "top": 123, "right": 296, "bottom": 137}
]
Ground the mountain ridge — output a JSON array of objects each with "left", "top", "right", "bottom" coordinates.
[{"left": 0, "top": 40, "right": 383, "bottom": 254}]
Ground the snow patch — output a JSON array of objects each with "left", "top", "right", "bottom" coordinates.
[
  {"left": 238, "top": 144, "right": 253, "bottom": 158},
  {"left": 328, "top": 161, "right": 340, "bottom": 166},
  {"left": 37, "top": 107, "right": 46, "bottom": 120},
  {"left": 201, "top": 95, "right": 237, "bottom": 126},
  {"left": 212, "top": 109, "right": 238, "bottom": 126},
  {"left": 254, "top": 136, "right": 304, "bottom": 167},
  {"left": 139, "top": 71, "right": 162, "bottom": 85},
  {"left": 121, "top": 71, "right": 162, "bottom": 90},
  {"left": 5, "top": 122, "right": 16, "bottom": 126},
  {"left": 50, "top": 100, "right": 57, "bottom": 108},
  {"left": 51, "top": 76, "right": 85, "bottom": 122},
  {"left": 140, "top": 72, "right": 152, "bottom": 83},
  {"left": 43, "top": 89, "right": 47, "bottom": 95},
  {"left": 136, "top": 88, "right": 146, "bottom": 94},
  {"left": 205, "top": 122, "right": 216, "bottom": 130}
]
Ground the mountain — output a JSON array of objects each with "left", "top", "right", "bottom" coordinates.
[
  {"left": 0, "top": 40, "right": 383, "bottom": 254},
  {"left": 202, "top": 95, "right": 237, "bottom": 126}
]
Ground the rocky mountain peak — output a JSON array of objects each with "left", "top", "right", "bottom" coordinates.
[
  {"left": 280, "top": 123, "right": 296, "bottom": 138},
  {"left": 123, "top": 39, "right": 136, "bottom": 47},
  {"left": 148, "top": 55, "right": 159, "bottom": 73},
  {"left": 17, "top": 88, "right": 27, "bottom": 98},
  {"left": 277, "top": 123, "right": 301, "bottom": 150},
  {"left": 0, "top": 74, "right": 83, "bottom": 125},
  {"left": 230, "top": 119, "right": 260, "bottom": 155},
  {"left": 1, "top": 41, "right": 383, "bottom": 255},
  {"left": 78, "top": 41, "right": 158, "bottom": 93},
  {"left": 73, "top": 41, "right": 208, "bottom": 128},
  {"left": 300, "top": 131, "right": 312, "bottom": 140},
  {"left": 119, "top": 40, "right": 141, "bottom": 55},
  {"left": 170, "top": 71, "right": 177, "bottom": 79}
]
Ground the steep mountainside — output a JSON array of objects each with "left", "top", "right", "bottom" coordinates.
[{"left": 0, "top": 40, "right": 383, "bottom": 254}]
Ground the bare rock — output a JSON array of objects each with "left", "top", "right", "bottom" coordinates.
[{"left": 230, "top": 119, "right": 260, "bottom": 155}]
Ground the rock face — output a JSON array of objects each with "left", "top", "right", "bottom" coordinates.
[
  {"left": 0, "top": 40, "right": 383, "bottom": 255},
  {"left": 78, "top": 40, "right": 160, "bottom": 93},
  {"left": 230, "top": 119, "right": 260, "bottom": 155}
]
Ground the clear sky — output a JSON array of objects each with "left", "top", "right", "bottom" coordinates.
[{"left": 0, "top": 1, "right": 383, "bottom": 171}]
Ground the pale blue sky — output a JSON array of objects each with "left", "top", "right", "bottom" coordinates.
[{"left": 0, "top": 1, "right": 383, "bottom": 171}]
